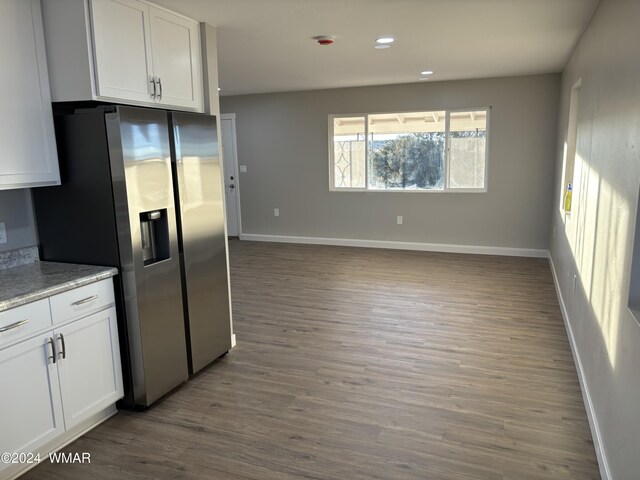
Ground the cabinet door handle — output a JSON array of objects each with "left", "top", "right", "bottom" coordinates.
[
  {"left": 58, "top": 333, "right": 66, "bottom": 360},
  {"left": 48, "top": 337, "right": 56, "bottom": 364},
  {"left": 71, "top": 295, "right": 98, "bottom": 306},
  {"left": 158, "top": 77, "right": 163, "bottom": 101},
  {"left": 0, "top": 318, "right": 29, "bottom": 333},
  {"left": 150, "top": 76, "right": 157, "bottom": 99}
]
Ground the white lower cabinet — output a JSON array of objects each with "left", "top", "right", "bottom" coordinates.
[
  {"left": 56, "top": 307, "right": 122, "bottom": 430},
  {"left": 0, "top": 278, "right": 123, "bottom": 479},
  {"left": 0, "top": 334, "right": 65, "bottom": 457}
]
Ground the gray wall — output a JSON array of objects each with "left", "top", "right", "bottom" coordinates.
[
  {"left": 0, "top": 190, "right": 37, "bottom": 252},
  {"left": 550, "top": 0, "right": 640, "bottom": 478},
  {"left": 221, "top": 74, "right": 560, "bottom": 250}
]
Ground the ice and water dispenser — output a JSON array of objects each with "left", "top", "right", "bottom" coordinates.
[{"left": 139, "top": 209, "right": 170, "bottom": 266}]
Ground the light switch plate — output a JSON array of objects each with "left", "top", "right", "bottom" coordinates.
[
  {"left": 274, "top": 208, "right": 280, "bottom": 217},
  {"left": 0, "top": 222, "right": 7, "bottom": 244},
  {"left": 396, "top": 215, "right": 403, "bottom": 225},
  {"left": 239, "top": 165, "right": 247, "bottom": 173}
]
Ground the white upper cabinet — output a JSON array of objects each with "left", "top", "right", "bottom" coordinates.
[
  {"left": 0, "top": 0, "right": 60, "bottom": 190},
  {"left": 91, "top": 0, "right": 154, "bottom": 104},
  {"left": 42, "top": 0, "right": 204, "bottom": 112},
  {"left": 149, "top": 6, "right": 202, "bottom": 110}
]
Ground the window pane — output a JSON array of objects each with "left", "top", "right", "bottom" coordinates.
[
  {"left": 333, "top": 117, "right": 366, "bottom": 188},
  {"left": 368, "top": 111, "right": 446, "bottom": 190},
  {"left": 449, "top": 111, "right": 487, "bottom": 189}
]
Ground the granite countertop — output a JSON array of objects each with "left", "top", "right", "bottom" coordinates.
[{"left": 0, "top": 262, "right": 118, "bottom": 312}]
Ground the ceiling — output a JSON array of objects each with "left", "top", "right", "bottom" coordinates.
[{"left": 152, "top": 0, "right": 599, "bottom": 97}]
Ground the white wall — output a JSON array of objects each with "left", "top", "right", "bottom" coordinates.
[
  {"left": 550, "top": 0, "right": 640, "bottom": 478},
  {"left": 0, "top": 190, "right": 37, "bottom": 253},
  {"left": 221, "top": 74, "right": 560, "bottom": 252}
]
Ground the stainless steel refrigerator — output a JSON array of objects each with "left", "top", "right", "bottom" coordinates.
[{"left": 33, "top": 105, "right": 232, "bottom": 408}]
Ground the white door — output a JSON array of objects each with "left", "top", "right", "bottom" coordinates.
[
  {"left": 56, "top": 308, "right": 123, "bottom": 430},
  {"left": 148, "top": 5, "right": 202, "bottom": 111},
  {"left": 90, "top": 0, "right": 155, "bottom": 104},
  {"left": 221, "top": 115, "right": 240, "bottom": 236},
  {"left": 0, "top": 0, "right": 60, "bottom": 189},
  {"left": 0, "top": 333, "right": 64, "bottom": 474}
]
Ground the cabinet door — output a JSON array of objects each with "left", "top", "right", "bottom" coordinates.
[
  {"left": 0, "top": 334, "right": 64, "bottom": 470},
  {"left": 56, "top": 307, "right": 123, "bottom": 430},
  {"left": 149, "top": 5, "right": 203, "bottom": 111},
  {"left": 0, "top": 0, "right": 60, "bottom": 190},
  {"left": 90, "top": 0, "right": 155, "bottom": 104}
]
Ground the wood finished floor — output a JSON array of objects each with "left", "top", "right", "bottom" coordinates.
[{"left": 23, "top": 240, "right": 599, "bottom": 480}]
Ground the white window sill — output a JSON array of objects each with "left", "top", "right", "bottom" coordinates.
[{"left": 329, "top": 188, "right": 488, "bottom": 193}]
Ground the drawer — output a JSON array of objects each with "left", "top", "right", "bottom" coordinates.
[
  {"left": 50, "top": 279, "right": 115, "bottom": 325},
  {"left": 0, "top": 299, "right": 52, "bottom": 349}
]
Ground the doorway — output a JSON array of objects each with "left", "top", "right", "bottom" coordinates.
[{"left": 221, "top": 114, "right": 241, "bottom": 237}]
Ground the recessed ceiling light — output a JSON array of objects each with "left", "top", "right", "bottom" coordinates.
[
  {"left": 420, "top": 70, "right": 434, "bottom": 75},
  {"left": 376, "top": 37, "right": 395, "bottom": 44},
  {"left": 375, "top": 44, "right": 391, "bottom": 50}
]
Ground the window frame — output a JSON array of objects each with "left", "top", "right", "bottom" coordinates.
[
  {"left": 328, "top": 107, "right": 491, "bottom": 193},
  {"left": 559, "top": 79, "right": 581, "bottom": 213}
]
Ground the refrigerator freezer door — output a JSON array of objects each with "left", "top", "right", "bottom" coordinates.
[
  {"left": 171, "top": 112, "right": 232, "bottom": 373},
  {"left": 106, "top": 106, "right": 189, "bottom": 406}
]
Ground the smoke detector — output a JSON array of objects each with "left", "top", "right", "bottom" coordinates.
[{"left": 312, "top": 35, "right": 335, "bottom": 46}]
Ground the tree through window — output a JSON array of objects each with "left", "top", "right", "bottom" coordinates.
[{"left": 329, "top": 109, "right": 489, "bottom": 192}]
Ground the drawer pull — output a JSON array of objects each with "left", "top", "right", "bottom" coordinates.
[
  {"left": 71, "top": 295, "right": 99, "bottom": 306},
  {"left": 58, "top": 333, "right": 66, "bottom": 359},
  {"left": 48, "top": 337, "right": 56, "bottom": 364},
  {"left": 0, "top": 318, "right": 29, "bottom": 333}
]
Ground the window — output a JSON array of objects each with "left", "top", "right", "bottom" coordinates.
[
  {"left": 329, "top": 109, "right": 490, "bottom": 192},
  {"left": 332, "top": 116, "right": 366, "bottom": 188},
  {"left": 560, "top": 79, "right": 581, "bottom": 213}
]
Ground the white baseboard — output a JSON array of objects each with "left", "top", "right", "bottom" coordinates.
[
  {"left": 549, "top": 257, "right": 611, "bottom": 480},
  {"left": 239, "top": 233, "right": 549, "bottom": 258}
]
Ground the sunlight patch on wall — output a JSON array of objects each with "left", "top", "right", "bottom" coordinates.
[
  {"left": 568, "top": 152, "right": 598, "bottom": 296},
  {"left": 564, "top": 153, "right": 629, "bottom": 370},
  {"left": 590, "top": 172, "right": 629, "bottom": 369}
]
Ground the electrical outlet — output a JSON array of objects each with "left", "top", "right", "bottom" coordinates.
[
  {"left": 274, "top": 208, "right": 280, "bottom": 217},
  {"left": 0, "top": 222, "right": 7, "bottom": 244},
  {"left": 239, "top": 165, "right": 247, "bottom": 173},
  {"left": 396, "top": 215, "right": 403, "bottom": 225}
]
